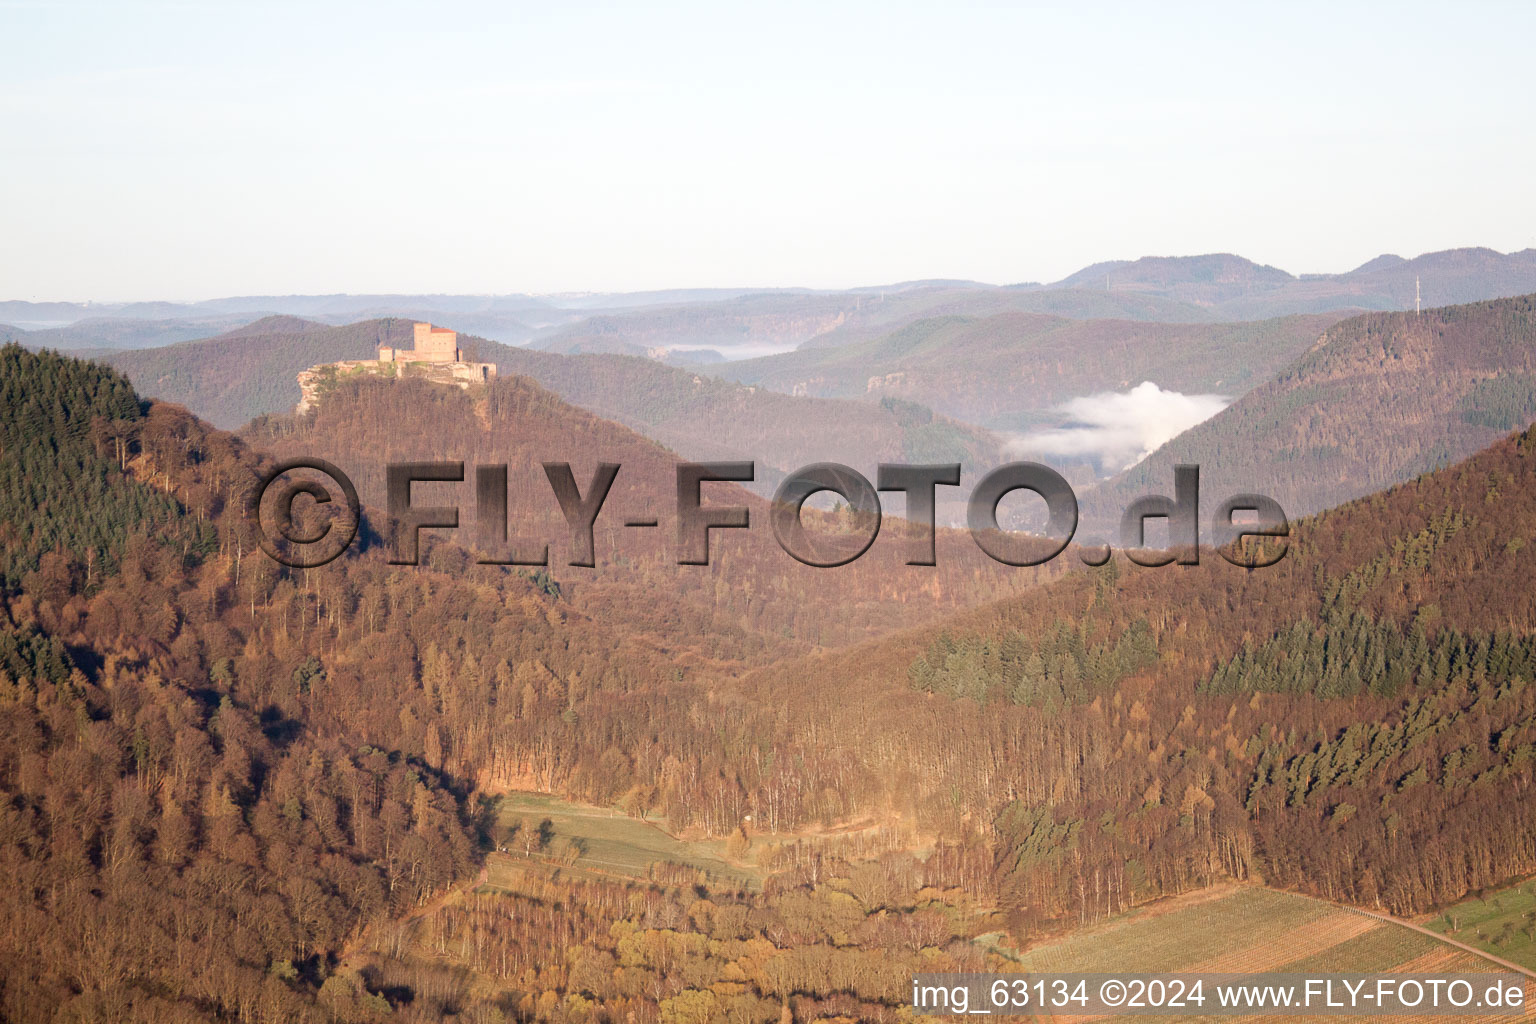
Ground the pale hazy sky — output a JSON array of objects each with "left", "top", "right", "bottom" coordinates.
[{"left": 3, "top": 1, "right": 1534, "bottom": 300}]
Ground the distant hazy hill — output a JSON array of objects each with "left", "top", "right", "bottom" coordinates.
[
  {"left": 538, "top": 286, "right": 1223, "bottom": 360},
  {"left": 0, "top": 297, "right": 554, "bottom": 351},
  {"left": 10, "top": 245, "right": 1535, "bottom": 357},
  {"left": 321, "top": 307, "right": 539, "bottom": 343},
  {"left": 11, "top": 313, "right": 274, "bottom": 350},
  {"left": 1054, "top": 253, "right": 1296, "bottom": 301},
  {"left": 1092, "top": 292, "right": 1536, "bottom": 526},
  {"left": 1336, "top": 247, "right": 1536, "bottom": 308},
  {"left": 788, "top": 287, "right": 1227, "bottom": 349},
  {"left": 534, "top": 289, "right": 933, "bottom": 359},
  {"left": 531, "top": 300, "right": 809, "bottom": 359},
  {"left": 491, "top": 345, "right": 1010, "bottom": 505},
  {"left": 715, "top": 311, "right": 1343, "bottom": 432},
  {"left": 528, "top": 246, "right": 1529, "bottom": 365},
  {"left": 1041, "top": 247, "right": 1536, "bottom": 320},
  {"left": 101, "top": 317, "right": 408, "bottom": 427},
  {"left": 0, "top": 299, "right": 197, "bottom": 322}
]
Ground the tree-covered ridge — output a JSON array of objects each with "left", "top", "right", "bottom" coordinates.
[
  {"left": 0, "top": 347, "right": 1056, "bottom": 1020},
  {"left": 10, "top": 344, "right": 1536, "bottom": 1018},
  {"left": 0, "top": 343, "right": 212, "bottom": 589},
  {"left": 100, "top": 317, "right": 407, "bottom": 428},
  {"left": 0, "top": 348, "right": 480, "bottom": 1020},
  {"left": 1097, "top": 293, "right": 1536, "bottom": 527},
  {"left": 731, "top": 417, "right": 1536, "bottom": 929},
  {"left": 0, "top": 616, "right": 477, "bottom": 1022}
]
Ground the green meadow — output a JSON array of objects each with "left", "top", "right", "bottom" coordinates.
[
  {"left": 484, "top": 791, "right": 760, "bottom": 891},
  {"left": 1428, "top": 879, "right": 1536, "bottom": 970}
]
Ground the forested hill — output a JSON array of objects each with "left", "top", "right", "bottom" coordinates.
[
  {"left": 730, "top": 417, "right": 1536, "bottom": 929},
  {"left": 714, "top": 311, "right": 1342, "bottom": 432},
  {"left": 0, "top": 344, "right": 214, "bottom": 589},
  {"left": 487, "top": 344, "right": 1008, "bottom": 498},
  {"left": 241, "top": 370, "right": 1045, "bottom": 651},
  {"left": 100, "top": 317, "right": 410, "bottom": 427},
  {"left": 0, "top": 347, "right": 479, "bottom": 1021},
  {"left": 0, "top": 345, "right": 1052, "bottom": 1019},
  {"left": 1093, "top": 292, "right": 1536, "bottom": 526}
]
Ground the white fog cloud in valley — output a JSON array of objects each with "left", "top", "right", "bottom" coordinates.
[{"left": 1011, "top": 381, "right": 1228, "bottom": 473}]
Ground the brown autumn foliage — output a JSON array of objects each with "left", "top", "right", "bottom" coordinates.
[{"left": 6, "top": 344, "right": 1536, "bottom": 1021}]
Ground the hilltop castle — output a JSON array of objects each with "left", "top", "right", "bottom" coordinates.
[
  {"left": 295, "top": 322, "right": 497, "bottom": 415},
  {"left": 378, "top": 322, "right": 465, "bottom": 363}
]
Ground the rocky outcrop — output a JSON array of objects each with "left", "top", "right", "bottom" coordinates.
[{"left": 296, "top": 358, "right": 496, "bottom": 414}]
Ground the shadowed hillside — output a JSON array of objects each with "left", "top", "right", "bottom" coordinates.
[
  {"left": 729, "top": 416, "right": 1536, "bottom": 931},
  {"left": 489, "top": 345, "right": 1010, "bottom": 502},
  {"left": 1092, "top": 292, "right": 1536, "bottom": 527}
]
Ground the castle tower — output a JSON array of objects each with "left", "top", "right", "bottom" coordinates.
[
  {"left": 378, "top": 323, "right": 462, "bottom": 362},
  {"left": 412, "top": 322, "right": 461, "bottom": 362}
]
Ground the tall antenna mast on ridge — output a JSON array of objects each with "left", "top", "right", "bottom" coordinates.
[{"left": 1416, "top": 275, "right": 1421, "bottom": 315}]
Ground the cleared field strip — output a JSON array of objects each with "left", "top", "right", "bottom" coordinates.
[
  {"left": 1178, "top": 912, "right": 1378, "bottom": 974},
  {"left": 1009, "top": 886, "right": 1534, "bottom": 1024},
  {"left": 1013, "top": 888, "right": 1330, "bottom": 975}
]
